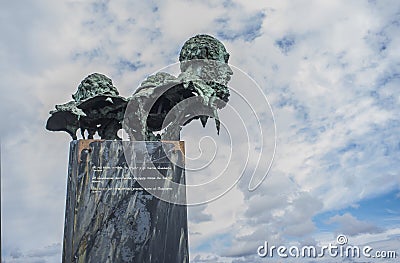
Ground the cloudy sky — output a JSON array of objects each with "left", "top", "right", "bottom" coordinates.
[{"left": 1, "top": 0, "right": 400, "bottom": 262}]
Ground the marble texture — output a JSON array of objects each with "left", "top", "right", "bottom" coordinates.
[{"left": 63, "top": 140, "right": 188, "bottom": 263}]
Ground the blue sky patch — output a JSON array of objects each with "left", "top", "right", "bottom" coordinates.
[
  {"left": 216, "top": 11, "right": 265, "bottom": 42},
  {"left": 275, "top": 36, "right": 296, "bottom": 55},
  {"left": 314, "top": 189, "right": 400, "bottom": 233}
]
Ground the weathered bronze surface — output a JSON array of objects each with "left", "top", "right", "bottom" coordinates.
[{"left": 46, "top": 34, "right": 231, "bottom": 141}]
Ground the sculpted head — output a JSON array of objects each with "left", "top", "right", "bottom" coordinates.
[
  {"left": 72, "top": 73, "right": 119, "bottom": 103},
  {"left": 179, "top": 34, "right": 230, "bottom": 64},
  {"left": 178, "top": 34, "right": 232, "bottom": 101}
]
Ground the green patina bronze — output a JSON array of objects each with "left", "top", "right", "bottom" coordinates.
[
  {"left": 46, "top": 34, "right": 232, "bottom": 140},
  {"left": 46, "top": 73, "right": 127, "bottom": 140}
]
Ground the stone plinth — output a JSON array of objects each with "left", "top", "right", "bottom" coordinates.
[{"left": 63, "top": 140, "right": 188, "bottom": 263}]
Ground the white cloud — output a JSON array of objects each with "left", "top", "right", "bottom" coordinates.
[
  {"left": 2, "top": 243, "right": 61, "bottom": 263},
  {"left": 1, "top": 0, "right": 399, "bottom": 261},
  {"left": 326, "top": 213, "right": 382, "bottom": 236}
]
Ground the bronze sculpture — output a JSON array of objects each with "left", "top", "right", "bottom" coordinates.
[{"left": 46, "top": 34, "right": 232, "bottom": 140}]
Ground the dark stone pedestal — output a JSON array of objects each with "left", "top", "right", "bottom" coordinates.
[{"left": 63, "top": 140, "right": 188, "bottom": 263}]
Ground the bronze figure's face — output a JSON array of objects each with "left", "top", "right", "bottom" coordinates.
[{"left": 179, "top": 34, "right": 233, "bottom": 86}]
